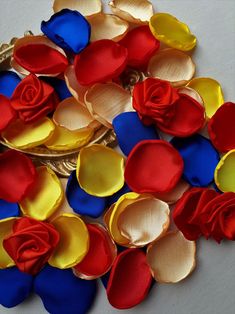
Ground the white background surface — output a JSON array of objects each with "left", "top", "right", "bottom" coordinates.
[{"left": 0, "top": 1, "right": 235, "bottom": 314}]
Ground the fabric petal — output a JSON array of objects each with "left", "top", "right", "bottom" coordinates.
[
  {"left": 0, "top": 71, "right": 21, "bottom": 97},
  {"left": 0, "top": 199, "right": 20, "bottom": 219}
]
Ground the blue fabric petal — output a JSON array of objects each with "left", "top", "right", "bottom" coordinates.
[
  {"left": 107, "top": 183, "right": 131, "bottom": 207},
  {"left": 66, "top": 171, "right": 107, "bottom": 218},
  {"left": 0, "top": 267, "right": 33, "bottom": 308},
  {"left": 41, "top": 77, "right": 72, "bottom": 101},
  {"left": 41, "top": 9, "right": 91, "bottom": 54},
  {"left": 34, "top": 265, "right": 97, "bottom": 314},
  {"left": 0, "top": 71, "right": 21, "bottom": 97},
  {"left": 171, "top": 134, "right": 220, "bottom": 187},
  {"left": 113, "top": 112, "right": 159, "bottom": 156},
  {"left": 0, "top": 199, "right": 20, "bottom": 219}
]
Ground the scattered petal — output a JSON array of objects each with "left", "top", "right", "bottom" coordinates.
[
  {"left": 171, "top": 134, "right": 220, "bottom": 187},
  {"left": 150, "top": 13, "right": 197, "bottom": 51},
  {"left": 66, "top": 171, "right": 107, "bottom": 218},
  {"left": 2, "top": 118, "right": 55, "bottom": 149},
  {"left": 0, "top": 218, "right": 16, "bottom": 269},
  {"left": 49, "top": 214, "right": 89, "bottom": 268},
  {"left": 74, "top": 39, "right": 128, "bottom": 86},
  {"left": 125, "top": 140, "right": 184, "bottom": 194},
  {"left": 77, "top": 144, "right": 125, "bottom": 197},
  {"left": 109, "top": 0, "right": 154, "bottom": 24},
  {"left": 107, "top": 249, "right": 152, "bottom": 309},
  {"left": 53, "top": 0, "right": 102, "bottom": 17},
  {"left": 20, "top": 166, "right": 63, "bottom": 221},
  {"left": 215, "top": 150, "right": 235, "bottom": 192},
  {"left": 0, "top": 199, "right": 20, "bottom": 219},
  {"left": 12, "top": 35, "right": 68, "bottom": 75},
  {"left": 147, "top": 231, "right": 196, "bottom": 283},
  {"left": 85, "top": 82, "right": 132, "bottom": 128},
  {"left": 0, "top": 71, "right": 21, "bottom": 97},
  {"left": 53, "top": 97, "right": 99, "bottom": 131},
  {"left": 113, "top": 111, "right": 159, "bottom": 156},
  {"left": 34, "top": 265, "right": 97, "bottom": 314},
  {"left": 148, "top": 48, "right": 195, "bottom": 86},
  {"left": 107, "top": 183, "right": 131, "bottom": 207},
  {"left": 45, "top": 125, "right": 94, "bottom": 151},
  {"left": 178, "top": 86, "right": 203, "bottom": 106},
  {"left": 187, "top": 77, "right": 224, "bottom": 118},
  {"left": 0, "top": 150, "right": 36, "bottom": 203},
  {"left": 41, "top": 77, "right": 72, "bottom": 101},
  {"left": 119, "top": 25, "right": 160, "bottom": 68},
  {"left": 208, "top": 102, "right": 235, "bottom": 152},
  {"left": 74, "top": 224, "right": 117, "bottom": 279},
  {"left": 0, "top": 94, "right": 17, "bottom": 132},
  {"left": 89, "top": 14, "right": 129, "bottom": 42},
  {"left": 0, "top": 267, "right": 33, "bottom": 308},
  {"left": 41, "top": 9, "right": 91, "bottom": 54}
]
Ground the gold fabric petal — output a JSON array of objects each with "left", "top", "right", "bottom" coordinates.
[
  {"left": 214, "top": 150, "right": 235, "bottom": 192},
  {"left": 45, "top": 125, "right": 94, "bottom": 151},
  {"left": 85, "top": 83, "right": 133, "bottom": 128},
  {"left": 147, "top": 48, "right": 195, "bottom": 87},
  {"left": 147, "top": 231, "right": 196, "bottom": 283},
  {"left": 109, "top": 0, "right": 154, "bottom": 24},
  {"left": 118, "top": 196, "right": 170, "bottom": 247},
  {"left": 53, "top": 97, "right": 99, "bottom": 132},
  {"left": 77, "top": 144, "right": 125, "bottom": 197},
  {"left": 11, "top": 35, "right": 66, "bottom": 76},
  {"left": 187, "top": 77, "right": 224, "bottom": 118},
  {"left": 53, "top": 0, "right": 102, "bottom": 17},
  {"left": 150, "top": 13, "right": 197, "bottom": 51},
  {"left": 20, "top": 166, "right": 64, "bottom": 221},
  {"left": 88, "top": 14, "right": 129, "bottom": 42},
  {"left": 2, "top": 118, "right": 55, "bottom": 149},
  {"left": 178, "top": 87, "right": 204, "bottom": 106},
  {"left": 0, "top": 218, "right": 16, "bottom": 269},
  {"left": 49, "top": 213, "right": 89, "bottom": 269},
  {"left": 64, "top": 65, "right": 89, "bottom": 106}
]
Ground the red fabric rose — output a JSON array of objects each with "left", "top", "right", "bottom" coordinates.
[
  {"left": 133, "top": 78, "right": 179, "bottom": 126},
  {"left": 3, "top": 217, "right": 60, "bottom": 275},
  {"left": 0, "top": 94, "right": 17, "bottom": 131},
  {"left": 11, "top": 74, "right": 59, "bottom": 123}
]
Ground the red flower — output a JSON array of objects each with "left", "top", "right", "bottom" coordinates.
[
  {"left": 3, "top": 217, "right": 60, "bottom": 275},
  {"left": 133, "top": 78, "right": 179, "bottom": 125},
  {"left": 0, "top": 150, "right": 36, "bottom": 203},
  {"left": 11, "top": 74, "right": 59, "bottom": 123},
  {"left": 0, "top": 95, "right": 16, "bottom": 131}
]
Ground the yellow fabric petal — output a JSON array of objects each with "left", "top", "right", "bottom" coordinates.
[
  {"left": 88, "top": 14, "right": 129, "bottom": 42},
  {"left": 49, "top": 214, "right": 89, "bottom": 269},
  {"left": 187, "top": 77, "right": 224, "bottom": 118},
  {"left": 109, "top": 0, "right": 154, "bottom": 24},
  {"left": 77, "top": 144, "right": 125, "bottom": 197},
  {"left": 214, "top": 150, "right": 235, "bottom": 192},
  {"left": 20, "top": 166, "right": 64, "bottom": 221},
  {"left": 149, "top": 13, "right": 197, "bottom": 51},
  {"left": 147, "top": 231, "right": 196, "bottom": 283},
  {"left": 2, "top": 118, "right": 55, "bottom": 149},
  {"left": 0, "top": 218, "right": 16, "bottom": 269},
  {"left": 53, "top": 0, "right": 102, "bottom": 17},
  {"left": 45, "top": 125, "right": 94, "bottom": 151}
]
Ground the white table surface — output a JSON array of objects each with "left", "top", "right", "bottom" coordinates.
[{"left": 0, "top": 1, "right": 235, "bottom": 314}]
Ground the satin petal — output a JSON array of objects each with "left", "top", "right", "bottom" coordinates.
[
  {"left": 53, "top": 0, "right": 102, "bottom": 17},
  {"left": 0, "top": 218, "right": 16, "bottom": 269},
  {"left": 215, "top": 150, "right": 235, "bottom": 193},
  {"left": 41, "top": 77, "right": 72, "bottom": 101},
  {"left": 0, "top": 200, "right": 20, "bottom": 219},
  {"left": 0, "top": 71, "right": 21, "bottom": 97}
]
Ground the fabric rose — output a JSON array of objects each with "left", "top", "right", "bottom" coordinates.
[
  {"left": 11, "top": 74, "right": 59, "bottom": 123},
  {"left": 132, "top": 78, "right": 179, "bottom": 126},
  {"left": 3, "top": 217, "right": 60, "bottom": 275}
]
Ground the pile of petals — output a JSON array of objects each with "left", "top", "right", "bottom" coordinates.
[{"left": 0, "top": 0, "right": 234, "bottom": 313}]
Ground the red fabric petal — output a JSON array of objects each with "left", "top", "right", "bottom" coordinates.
[
  {"left": 107, "top": 249, "right": 152, "bottom": 309},
  {"left": 157, "top": 94, "right": 205, "bottom": 137},
  {"left": 0, "top": 94, "right": 17, "bottom": 131},
  {"left": 125, "top": 140, "right": 183, "bottom": 194},
  {"left": 14, "top": 44, "right": 68, "bottom": 74},
  {"left": 74, "top": 39, "right": 128, "bottom": 86},
  {"left": 119, "top": 26, "right": 160, "bottom": 69},
  {"left": 74, "top": 224, "right": 116, "bottom": 278},
  {"left": 0, "top": 150, "right": 37, "bottom": 202},
  {"left": 208, "top": 102, "right": 235, "bottom": 152}
]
